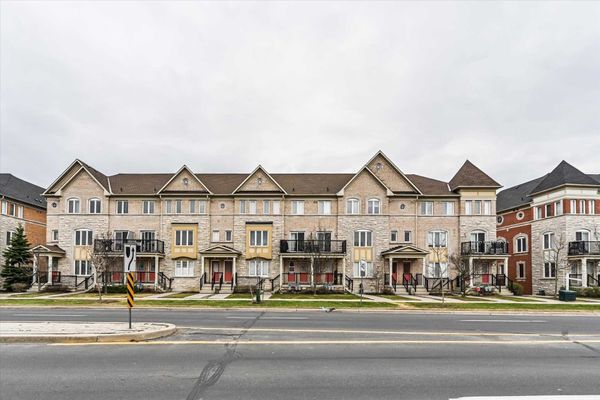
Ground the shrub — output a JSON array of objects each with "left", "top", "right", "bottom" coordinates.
[
  {"left": 11, "top": 282, "right": 29, "bottom": 292},
  {"left": 575, "top": 287, "right": 600, "bottom": 298},
  {"left": 511, "top": 282, "right": 524, "bottom": 296},
  {"left": 104, "top": 285, "right": 149, "bottom": 294},
  {"left": 233, "top": 285, "right": 253, "bottom": 294}
]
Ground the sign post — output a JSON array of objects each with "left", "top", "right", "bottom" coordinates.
[
  {"left": 359, "top": 259, "right": 367, "bottom": 306},
  {"left": 124, "top": 244, "right": 136, "bottom": 329}
]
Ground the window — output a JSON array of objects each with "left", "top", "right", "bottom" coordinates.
[
  {"left": 212, "top": 230, "right": 220, "bottom": 242},
  {"left": 74, "top": 229, "right": 93, "bottom": 246},
  {"left": 516, "top": 211, "right": 525, "bottom": 220},
  {"left": 249, "top": 259, "right": 269, "bottom": 277},
  {"left": 555, "top": 201, "right": 563, "bottom": 216},
  {"left": 175, "top": 230, "right": 194, "bottom": 246},
  {"left": 474, "top": 200, "right": 482, "bottom": 215},
  {"left": 367, "top": 199, "right": 380, "bottom": 214},
  {"left": 272, "top": 200, "right": 280, "bottom": 214},
  {"left": 249, "top": 200, "right": 257, "bottom": 214},
  {"left": 589, "top": 200, "right": 596, "bottom": 215},
  {"left": 175, "top": 200, "right": 182, "bottom": 214},
  {"left": 5, "top": 231, "right": 15, "bottom": 245},
  {"left": 74, "top": 260, "right": 92, "bottom": 276},
  {"left": 534, "top": 207, "right": 543, "bottom": 220},
  {"left": 390, "top": 230, "right": 398, "bottom": 242},
  {"left": 420, "top": 201, "right": 433, "bottom": 215},
  {"left": 353, "top": 261, "right": 373, "bottom": 278},
  {"left": 225, "top": 230, "right": 232, "bottom": 242},
  {"left": 143, "top": 200, "right": 155, "bottom": 214},
  {"left": 318, "top": 200, "right": 332, "bottom": 215},
  {"left": 263, "top": 200, "right": 271, "bottom": 214},
  {"left": 515, "top": 236, "right": 528, "bottom": 253},
  {"left": 404, "top": 230, "right": 412, "bottom": 243},
  {"left": 250, "top": 230, "right": 269, "bottom": 247},
  {"left": 443, "top": 202, "right": 454, "bottom": 215},
  {"left": 175, "top": 260, "right": 194, "bottom": 277},
  {"left": 575, "top": 231, "right": 590, "bottom": 241},
  {"left": 165, "top": 200, "right": 172, "bottom": 214},
  {"left": 1, "top": 201, "right": 6, "bottom": 215},
  {"left": 67, "top": 198, "right": 80, "bottom": 214},
  {"left": 545, "top": 203, "right": 553, "bottom": 218},
  {"left": 290, "top": 231, "right": 305, "bottom": 251},
  {"left": 353, "top": 230, "right": 372, "bottom": 247},
  {"left": 17, "top": 206, "right": 23, "bottom": 218},
  {"left": 52, "top": 230, "right": 59, "bottom": 241},
  {"left": 465, "top": 200, "right": 472, "bottom": 215},
  {"left": 427, "top": 262, "right": 448, "bottom": 278},
  {"left": 428, "top": 231, "right": 447, "bottom": 247},
  {"left": 189, "top": 200, "right": 196, "bottom": 214},
  {"left": 116, "top": 200, "right": 129, "bottom": 214},
  {"left": 346, "top": 198, "right": 360, "bottom": 214},
  {"left": 579, "top": 200, "right": 586, "bottom": 214},
  {"left": 291, "top": 200, "right": 304, "bottom": 215},
  {"left": 483, "top": 200, "right": 492, "bottom": 215},
  {"left": 516, "top": 262, "right": 526, "bottom": 279},
  {"left": 239, "top": 200, "right": 246, "bottom": 214},
  {"left": 497, "top": 216, "right": 504, "bottom": 224},
  {"left": 8, "top": 203, "right": 15, "bottom": 216},
  {"left": 239, "top": 200, "right": 257, "bottom": 214},
  {"left": 544, "top": 262, "right": 556, "bottom": 278},
  {"left": 89, "top": 199, "right": 101, "bottom": 214},
  {"left": 543, "top": 232, "right": 555, "bottom": 250},
  {"left": 570, "top": 200, "right": 577, "bottom": 214}
]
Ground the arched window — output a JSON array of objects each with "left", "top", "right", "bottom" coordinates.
[
  {"left": 575, "top": 229, "right": 590, "bottom": 242},
  {"left": 346, "top": 198, "right": 360, "bottom": 214},
  {"left": 89, "top": 198, "right": 101, "bottom": 214},
  {"left": 67, "top": 198, "right": 80, "bottom": 214},
  {"left": 470, "top": 230, "right": 486, "bottom": 243},
  {"left": 514, "top": 235, "right": 528, "bottom": 253},
  {"left": 367, "top": 198, "right": 380, "bottom": 215}
]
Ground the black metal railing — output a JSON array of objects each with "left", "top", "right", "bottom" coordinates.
[
  {"left": 279, "top": 240, "right": 347, "bottom": 254},
  {"left": 270, "top": 274, "right": 280, "bottom": 292},
  {"left": 75, "top": 274, "right": 95, "bottom": 290},
  {"left": 199, "top": 272, "right": 206, "bottom": 291},
  {"left": 345, "top": 276, "right": 354, "bottom": 292},
  {"left": 588, "top": 274, "right": 600, "bottom": 287},
  {"left": 423, "top": 277, "right": 451, "bottom": 292},
  {"left": 506, "top": 276, "right": 515, "bottom": 294},
  {"left": 158, "top": 272, "right": 173, "bottom": 291},
  {"left": 402, "top": 273, "right": 416, "bottom": 293},
  {"left": 211, "top": 272, "right": 224, "bottom": 291},
  {"left": 461, "top": 241, "right": 508, "bottom": 255},
  {"left": 93, "top": 238, "right": 165, "bottom": 254},
  {"left": 568, "top": 241, "right": 600, "bottom": 255}
]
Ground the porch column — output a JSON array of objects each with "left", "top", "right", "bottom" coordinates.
[
  {"left": 232, "top": 257, "right": 237, "bottom": 286},
  {"left": 32, "top": 253, "right": 38, "bottom": 285},
  {"left": 310, "top": 257, "right": 314, "bottom": 287},
  {"left": 342, "top": 257, "right": 346, "bottom": 287},
  {"left": 388, "top": 257, "right": 393, "bottom": 284},
  {"left": 581, "top": 258, "right": 588, "bottom": 288},
  {"left": 48, "top": 255, "right": 53, "bottom": 284},
  {"left": 201, "top": 256, "right": 205, "bottom": 279},
  {"left": 154, "top": 256, "right": 159, "bottom": 288},
  {"left": 279, "top": 255, "right": 283, "bottom": 291},
  {"left": 468, "top": 257, "right": 474, "bottom": 287}
]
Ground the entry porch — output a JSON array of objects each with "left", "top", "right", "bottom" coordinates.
[{"left": 199, "top": 245, "right": 241, "bottom": 292}]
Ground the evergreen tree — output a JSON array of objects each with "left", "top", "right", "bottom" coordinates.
[{"left": 1, "top": 224, "right": 33, "bottom": 291}]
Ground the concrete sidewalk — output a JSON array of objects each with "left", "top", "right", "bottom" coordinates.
[{"left": 0, "top": 322, "right": 176, "bottom": 343}]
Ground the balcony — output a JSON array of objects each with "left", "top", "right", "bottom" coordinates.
[
  {"left": 280, "top": 240, "right": 346, "bottom": 254},
  {"left": 461, "top": 240, "right": 508, "bottom": 256},
  {"left": 568, "top": 241, "right": 600, "bottom": 256},
  {"left": 93, "top": 238, "right": 165, "bottom": 255}
]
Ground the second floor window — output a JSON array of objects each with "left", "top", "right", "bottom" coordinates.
[
  {"left": 116, "top": 200, "right": 128, "bottom": 214},
  {"left": 143, "top": 200, "right": 155, "bottom": 214},
  {"left": 74, "top": 229, "right": 93, "bottom": 246},
  {"left": 346, "top": 198, "right": 360, "bottom": 214},
  {"left": 263, "top": 200, "right": 271, "bottom": 214},
  {"left": 318, "top": 200, "right": 332, "bottom": 215},
  {"left": 555, "top": 201, "right": 563, "bottom": 216},
  {"left": 428, "top": 231, "right": 447, "bottom": 247},
  {"left": 516, "top": 236, "right": 527, "bottom": 253},
  {"left": 250, "top": 230, "right": 269, "bottom": 247},
  {"left": 543, "top": 232, "right": 555, "bottom": 250},
  {"left": 420, "top": 201, "right": 433, "bottom": 215},
  {"left": 390, "top": 230, "right": 398, "bottom": 242},
  {"left": 516, "top": 262, "right": 526, "bottom": 279},
  {"left": 89, "top": 199, "right": 101, "bottom": 214},
  {"left": 175, "top": 200, "right": 182, "bottom": 214},
  {"left": 404, "top": 230, "right": 412, "bottom": 243},
  {"left": 67, "top": 198, "right": 80, "bottom": 214},
  {"left": 443, "top": 202, "right": 454, "bottom": 215},
  {"left": 544, "top": 262, "right": 556, "bottom": 278},
  {"left": 291, "top": 201, "right": 304, "bottom": 215},
  {"left": 51, "top": 230, "right": 59, "bottom": 241},
  {"left": 367, "top": 199, "right": 380, "bottom": 214},
  {"left": 212, "top": 230, "right": 220, "bottom": 242},
  {"left": 175, "top": 230, "right": 194, "bottom": 246},
  {"left": 240, "top": 200, "right": 257, "bottom": 214},
  {"left": 225, "top": 230, "right": 233, "bottom": 242},
  {"left": 354, "top": 230, "right": 372, "bottom": 247}
]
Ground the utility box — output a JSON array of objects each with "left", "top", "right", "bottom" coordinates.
[{"left": 558, "top": 290, "right": 576, "bottom": 302}]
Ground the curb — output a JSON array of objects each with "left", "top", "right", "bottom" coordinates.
[{"left": 0, "top": 323, "right": 177, "bottom": 344}]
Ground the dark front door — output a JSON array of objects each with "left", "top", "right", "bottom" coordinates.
[
  {"left": 392, "top": 261, "right": 398, "bottom": 282},
  {"left": 403, "top": 261, "right": 412, "bottom": 282}
]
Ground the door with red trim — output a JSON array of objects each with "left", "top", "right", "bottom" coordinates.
[{"left": 224, "top": 260, "right": 233, "bottom": 282}]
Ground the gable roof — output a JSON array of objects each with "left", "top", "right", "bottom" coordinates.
[
  {"left": 529, "top": 160, "right": 600, "bottom": 196},
  {"left": 381, "top": 244, "right": 429, "bottom": 257},
  {"left": 497, "top": 175, "right": 547, "bottom": 213},
  {"left": 336, "top": 167, "right": 394, "bottom": 196},
  {"left": 405, "top": 174, "right": 456, "bottom": 197},
  {"left": 448, "top": 160, "right": 501, "bottom": 191},
  {"left": 157, "top": 165, "right": 211, "bottom": 194},
  {"left": 232, "top": 165, "right": 287, "bottom": 194},
  {"left": 0, "top": 174, "right": 47, "bottom": 209},
  {"left": 44, "top": 159, "right": 110, "bottom": 195},
  {"left": 365, "top": 151, "right": 422, "bottom": 194}
]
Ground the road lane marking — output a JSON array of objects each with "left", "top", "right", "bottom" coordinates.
[
  {"left": 52, "top": 339, "right": 600, "bottom": 346},
  {"left": 460, "top": 319, "right": 546, "bottom": 323},
  {"left": 11, "top": 313, "right": 88, "bottom": 317},
  {"left": 176, "top": 326, "right": 593, "bottom": 337},
  {"left": 262, "top": 317, "right": 308, "bottom": 320}
]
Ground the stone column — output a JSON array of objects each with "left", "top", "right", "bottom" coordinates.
[
  {"left": 310, "top": 257, "right": 314, "bottom": 287},
  {"left": 48, "top": 255, "right": 53, "bottom": 284},
  {"left": 233, "top": 257, "right": 237, "bottom": 287},
  {"left": 581, "top": 258, "right": 588, "bottom": 288},
  {"left": 388, "top": 257, "right": 393, "bottom": 286},
  {"left": 279, "top": 255, "right": 283, "bottom": 291},
  {"left": 154, "top": 256, "right": 159, "bottom": 288},
  {"left": 468, "top": 257, "right": 474, "bottom": 287}
]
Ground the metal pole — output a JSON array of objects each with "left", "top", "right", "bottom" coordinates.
[{"left": 129, "top": 307, "right": 132, "bottom": 329}]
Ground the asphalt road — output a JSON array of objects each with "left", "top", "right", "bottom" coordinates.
[{"left": 1, "top": 308, "right": 599, "bottom": 400}]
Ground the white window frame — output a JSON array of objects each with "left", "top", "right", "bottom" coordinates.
[
  {"left": 16, "top": 205, "right": 24, "bottom": 218},
  {"left": 291, "top": 200, "right": 304, "bottom": 215},
  {"left": 263, "top": 200, "right": 271, "bottom": 214},
  {"left": 589, "top": 200, "right": 595, "bottom": 215},
  {"left": 483, "top": 200, "right": 492, "bottom": 215},
  {"left": 198, "top": 200, "right": 207, "bottom": 214},
  {"left": 189, "top": 200, "right": 196, "bottom": 214},
  {"left": 248, "top": 200, "right": 257, "bottom": 214},
  {"left": 346, "top": 198, "right": 360, "bottom": 214},
  {"left": 534, "top": 207, "right": 542, "bottom": 220},
  {"left": 579, "top": 200, "right": 586, "bottom": 214},
  {"left": 465, "top": 200, "right": 472, "bottom": 215},
  {"left": 427, "top": 262, "right": 448, "bottom": 278},
  {"left": 1, "top": 201, "right": 6, "bottom": 215},
  {"left": 116, "top": 200, "right": 129, "bottom": 214},
  {"left": 555, "top": 201, "right": 563, "bottom": 216},
  {"left": 175, "top": 200, "right": 182, "bottom": 214},
  {"left": 443, "top": 201, "right": 454, "bottom": 216},
  {"left": 575, "top": 230, "right": 590, "bottom": 242},
  {"left": 51, "top": 229, "right": 59, "bottom": 241},
  {"left": 420, "top": 201, "right": 433, "bottom": 216},
  {"left": 404, "top": 230, "right": 412, "bottom": 243},
  {"left": 6, "top": 230, "right": 15, "bottom": 246},
  {"left": 212, "top": 230, "right": 220, "bottom": 242},
  {"left": 367, "top": 198, "right": 381, "bottom": 215},
  {"left": 390, "top": 230, "right": 398, "bottom": 242},
  {"left": 570, "top": 199, "right": 577, "bottom": 214},
  {"left": 248, "top": 259, "right": 269, "bottom": 277},
  {"left": 89, "top": 198, "right": 101, "bottom": 214},
  {"left": 515, "top": 235, "right": 528, "bottom": 253},
  {"left": 175, "top": 230, "right": 194, "bottom": 246},
  {"left": 250, "top": 230, "right": 269, "bottom": 247},
  {"left": 272, "top": 200, "right": 281, "bottom": 214},
  {"left": 516, "top": 261, "right": 526, "bottom": 279},
  {"left": 74, "top": 229, "right": 93, "bottom": 246},
  {"left": 428, "top": 230, "right": 448, "bottom": 248},
  {"left": 353, "top": 230, "right": 372, "bottom": 247},
  {"left": 543, "top": 232, "right": 555, "bottom": 250},
  {"left": 67, "top": 198, "right": 80, "bottom": 214},
  {"left": 165, "top": 200, "right": 172, "bottom": 214},
  {"left": 175, "top": 259, "right": 195, "bottom": 277},
  {"left": 318, "top": 200, "right": 332, "bottom": 215},
  {"left": 543, "top": 262, "right": 556, "bottom": 278},
  {"left": 353, "top": 261, "right": 373, "bottom": 278},
  {"left": 143, "top": 200, "right": 155, "bottom": 214},
  {"left": 225, "top": 230, "right": 233, "bottom": 242},
  {"left": 74, "top": 260, "right": 92, "bottom": 276}
]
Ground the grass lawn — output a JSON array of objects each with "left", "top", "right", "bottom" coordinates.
[
  {"left": 378, "top": 294, "right": 414, "bottom": 301},
  {"left": 493, "top": 295, "right": 541, "bottom": 303},
  {"left": 270, "top": 293, "right": 358, "bottom": 300},
  {"left": 61, "top": 292, "right": 154, "bottom": 298},
  {"left": 0, "top": 298, "right": 121, "bottom": 306},
  {"left": 162, "top": 292, "right": 197, "bottom": 299},
  {"left": 228, "top": 293, "right": 255, "bottom": 299},
  {"left": 408, "top": 302, "right": 600, "bottom": 311},
  {"left": 10, "top": 293, "right": 51, "bottom": 298}
]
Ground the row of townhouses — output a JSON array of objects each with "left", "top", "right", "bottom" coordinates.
[{"left": 2, "top": 153, "right": 599, "bottom": 295}]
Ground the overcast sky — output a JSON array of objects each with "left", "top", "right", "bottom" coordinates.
[{"left": 1, "top": 1, "right": 599, "bottom": 190}]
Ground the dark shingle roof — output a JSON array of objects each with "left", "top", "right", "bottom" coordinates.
[
  {"left": 0, "top": 174, "right": 47, "bottom": 209},
  {"left": 78, "top": 160, "right": 110, "bottom": 191},
  {"left": 448, "top": 160, "right": 501, "bottom": 191},
  {"left": 497, "top": 175, "right": 547, "bottom": 213},
  {"left": 530, "top": 161, "right": 600, "bottom": 195},
  {"left": 271, "top": 174, "right": 353, "bottom": 195},
  {"left": 405, "top": 174, "right": 455, "bottom": 196}
]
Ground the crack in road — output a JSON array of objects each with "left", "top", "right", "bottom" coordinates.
[
  {"left": 185, "top": 312, "right": 265, "bottom": 400},
  {"left": 560, "top": 330, "right": 600, "bottom": 357}
]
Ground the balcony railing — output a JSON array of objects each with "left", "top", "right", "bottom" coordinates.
[
  {"left": 461, "top": 241, "right": 508, "bottom": 256},
  {"left": 93, "top": 238, "right": 165, "bottom": 255},
  {"left": 568, "top": 241, "right": 600, "bottom": 256},
  {"left": 279, "top": 240, "right": 346, "bottom": 254}
]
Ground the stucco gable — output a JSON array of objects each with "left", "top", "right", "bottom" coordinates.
[{"left": 233, "top": 166, "right": 286, "bottom": 193}]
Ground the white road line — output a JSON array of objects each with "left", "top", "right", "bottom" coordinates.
[
  {"left": 262, "top": 317, "right": 308, "bottom": 320},
  {"left": 12, "top": 313, "right": 88, "bottom": 317},
  {"left": 450, "top": 396, "right": 600, "bottom": 400},
  {"left": 460, "top": 319, "right": 546, "bottom": 323}
]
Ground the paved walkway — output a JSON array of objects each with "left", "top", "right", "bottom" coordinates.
[{"left": 0, "top": 322, "right": 176, "bottom": 343}]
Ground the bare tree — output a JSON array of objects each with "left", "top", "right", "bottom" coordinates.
[
  {"left": 87, "top": 231, "right": 117, "bottom": 302},
  {"left": 449, "top": 253, "right": 470, "bottom": 297},
  {"left": 428, "top": 237, "right": 449, "bottom": 304},
  {"left": 549, "top": 233, "right": 568, "bottom": 298}
]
